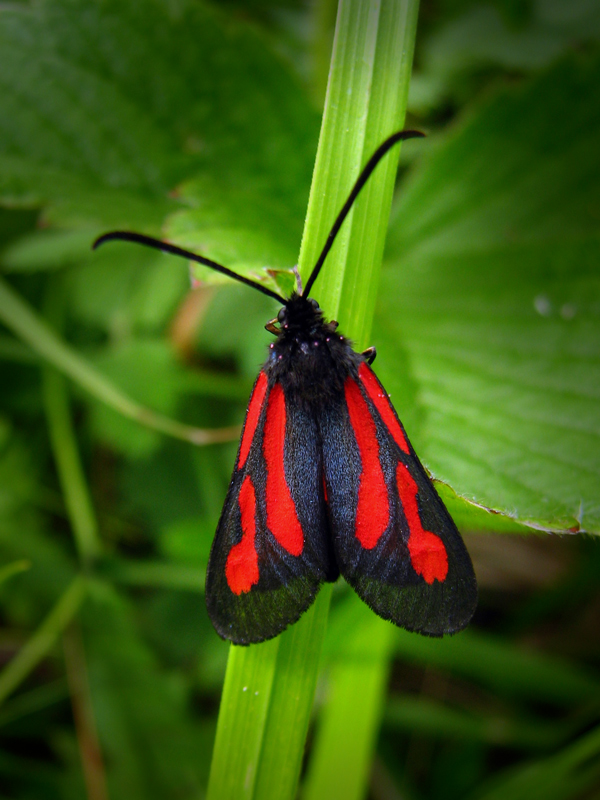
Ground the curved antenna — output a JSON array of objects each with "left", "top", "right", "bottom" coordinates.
[
  {"left": 303, "top": 129, "right": 425, "bottom": 298},
  {"left": 93, "top": 231, "right": 287, "bottom": 304}
]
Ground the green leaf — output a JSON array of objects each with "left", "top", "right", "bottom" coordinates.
[
  {"left": 207, "top": 590, "right": 332, "bottom": 800},
  {"left": 68, "top": 243, "right": 189, "bottom": 335},
  {"left": 0, "top": 0, "right": 318, "bottom": 238},
  {"left": 1, "top": 229, "right": 94, "bottom": 273},
  {"left": 380, "top": 55, "right": 600, "bottom": 533},
  {"left": 409, "top": 0, "right": 600, "bottom": 113},
  {"left": 195, "top": 284, "right": 280, "bottom": 379}
]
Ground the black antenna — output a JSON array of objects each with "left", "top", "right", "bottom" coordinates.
[
  {"left": 303, "top": 129, "right": 425, "bottom": 298},
  {"left": 93, "top": 129, "right": 424, "bottom": 305},
  {"left": 93, "top": 231, "right": 287, "bottom": 304}
]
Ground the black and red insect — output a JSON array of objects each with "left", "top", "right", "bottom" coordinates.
[{"left": 95, "top": 130, "right": 477, "bottom": 645}]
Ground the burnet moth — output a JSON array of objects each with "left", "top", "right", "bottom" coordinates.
[{"left": 94, "top": 130, "right": 477, "bottom": 645}]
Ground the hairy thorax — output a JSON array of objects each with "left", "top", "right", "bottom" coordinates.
[{"left": 265, "top": 294, "right": 363, "bottom": 408}]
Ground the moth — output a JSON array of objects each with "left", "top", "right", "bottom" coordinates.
[{"left": 95, "top": 130, "right": 477, "bottom": 644}]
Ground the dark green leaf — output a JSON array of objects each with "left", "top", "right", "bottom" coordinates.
[{"left": 381, "top": 55, "right": 600, "bottom": 533}]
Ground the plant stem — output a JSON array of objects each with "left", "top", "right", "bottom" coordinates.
[
  {"left": 0, "top": 276, "right": 239, "bottom": 446},
  {"left": 63, "top": 623, "right": 110, "bottom": 800},
  {"left": 42, "top": 277, "right": 101, "bottom": 565},
  {"left": 0, "top": 576, "right": 86, "bottom": 706},
  {"left": 207, "top": 0, "right": 420, "bottom": 798}
]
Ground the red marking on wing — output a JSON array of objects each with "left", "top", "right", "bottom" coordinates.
[
  {"left": 238, "top": 371, "right": 268, "bottom": 470},
  {"left": 345, "top": 378, "right": 389, "bottom": 549},
  {"left": 225, "top": 475, "right": 260, "bottom": 594},
  {"left": 358, "top": 363, "right": 410, "bottom": 454},
  {"left": 396, "top": 462, "right": 448, "bottom": 583},
  {"left": 263, "top": 384, "right": 304, "bottom": 556}
]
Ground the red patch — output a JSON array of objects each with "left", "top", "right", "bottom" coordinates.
[
  {"left": 263, "top": 384, "right": 304, "bottom": 556},
  {"left": 225, "top": 476, "right": 260, "bottom": 594},
  {"left": 238, "top": 371, "right": 268, "bottom": 470},
  {"left": 359, "top": 363, "right": 410, "bottom": 454},
  {"left": 396, "top": 462, "right": 448, "bottom": 583},
  {"left": 345, "top": 378, "right": 389, "bottom": 549}
]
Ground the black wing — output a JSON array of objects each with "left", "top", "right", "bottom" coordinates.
[
  {"left": 206, "top": 372, "right": 335, "bottom": 644},
  {"left": 320, "top": 362, "right": 477, "bottom": 636}
]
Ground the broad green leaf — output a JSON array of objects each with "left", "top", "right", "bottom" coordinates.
[
  {"left": 425, "top": 1, "right": 600, "bottom": 76},
  {"left": 409, "top": 0, "right": 600, "bottom": 113},
  {"left": 380, "top": 55, "right": 600, "bottom": 533},
  {"left": 67, "top": 243, "right": 189, "bottom": 336},
  {"left": 0, "top": 0, "right": 318, "bottom": 247},
  {"left": 195, "top": 283, "right": 280, "bottom": 379}
]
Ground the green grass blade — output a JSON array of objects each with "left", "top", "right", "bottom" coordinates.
[
  {"left": 207, "top": 589, "right": 332, "bottom": 800},
  {"left": 304, "top": 607, "right": 395, "bottom": 800},
  {"left": 98, "top": 558, "right": 205, "bottom": 592},
  {"left": 0, "top": 576, "right": 86, "bottom": 706},
  {"left": 0, "top": 679, "right": 68, "bottom": 728},
  {"left": 252, "top": 588, "right": 332, "bottom": 797},
  {"left": 298, "top": 0, "right": 420, "bottom": 346},
  {"left": 0, "top": 276, "right": 237, "bottom": 447},
  {"left": 382, "top": 696, "right": 574, "bottom": 750},
  {"left": 392, "top": 628, "right": 600, "bottom": 706},
  {"left": 207, "top": 1, "right": 420, "bottom": 798},
  {"left": 207, "top": 637, "right": 281, "bottom": 799},
  {"left": 471, "top": 723, "right": 600, "bottom": 800},
  {"left": 43, "top": 365, "right": 101, "bottom": 564},
  {"left": 0, "top": 560, "right": 31, "bottom": 587},
  {"left": 42, "top": 277, "right": 101, "bottom": 565},
  {"left": 300, "top": 0, "right": 420, "bottom": 798}
]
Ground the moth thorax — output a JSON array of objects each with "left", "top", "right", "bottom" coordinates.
[{"left": 278, "top": 295, "right": 323, "bottom": 337}]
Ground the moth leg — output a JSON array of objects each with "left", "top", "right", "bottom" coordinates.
[
  {"left": 362, "top": 346, "right": 377, "bottom": 365},
  {"left": 265, "top": 319, "right": 280, "bottom": 335}
]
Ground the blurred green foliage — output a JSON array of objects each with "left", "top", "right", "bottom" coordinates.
[{"left": 0, "top": 1, "right": 599, "bottom": 799}]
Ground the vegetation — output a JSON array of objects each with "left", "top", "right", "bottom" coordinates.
[{"left": 0, "top": 1, "right": 598, "bottom": 798}]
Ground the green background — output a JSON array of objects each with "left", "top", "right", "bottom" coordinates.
[{"left": 0, "top": 1, "right": 599, "bottom": 798}]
